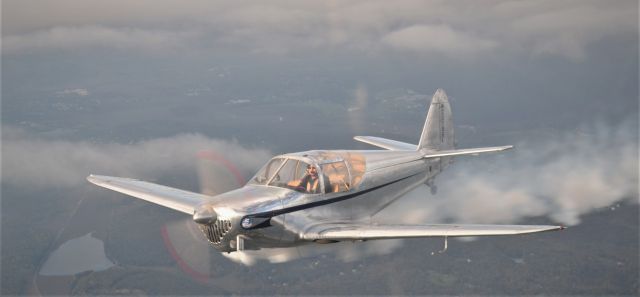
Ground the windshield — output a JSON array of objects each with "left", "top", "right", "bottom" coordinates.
[
  {"left": 250, "top": 153, "right": 366, "bottom": 193},
  {"left": 249, "top": 158, "right": 285, "bottom": 185},
  {"left": 268, "top": 159, "right": 308, "bottom": 188},
  {"left": 249, "top": 158, "right": 327, "bottom": 194}
]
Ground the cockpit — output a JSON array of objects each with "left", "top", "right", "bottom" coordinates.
[{"left": 249, "top": 151, "right": 365, "bottom": 194}]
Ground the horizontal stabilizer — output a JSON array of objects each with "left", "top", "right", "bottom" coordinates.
[
  {"left": 354, "top": 136, "right": 417, "bottom": 151},
  {"left": 302, "top": 223, "right": 564, "bottom": 241},
  {"left": 87, "top": 175, "right": 208, "bottom": 215},
  {"left": 422, "top": 145, "right": 513, "bottom": 158}
]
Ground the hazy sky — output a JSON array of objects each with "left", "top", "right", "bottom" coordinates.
[
  {"left": 3, "top": 0, "right": 637, "bottom": 60},
  {"left": 3, "top": 1, "right": 637, "bottom": 129}
]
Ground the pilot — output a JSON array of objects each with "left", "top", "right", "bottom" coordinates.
[{"left": 296, "top": 164, "right": 331, "bottom": 194}]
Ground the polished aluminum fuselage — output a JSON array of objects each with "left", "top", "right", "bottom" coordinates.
[{"left": 201, "top": 150, "right": 449, "bottom": 252}]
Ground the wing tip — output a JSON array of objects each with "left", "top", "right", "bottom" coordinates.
[
  {"left": 86, "top": 174, "right": 101, "bottom": 184},
  {"left": 87, "top": 174, "right": 138, "bottom": 184},
  {"left": 541, "top": 225, "right": 565, "bottom": 233}
]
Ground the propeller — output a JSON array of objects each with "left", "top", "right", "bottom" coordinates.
[
  {"left": 161, "top": 149, "right": 246, "bottom": 282},
  {"left": 196, "top": 150, "right": 245, "bottom": 196}
]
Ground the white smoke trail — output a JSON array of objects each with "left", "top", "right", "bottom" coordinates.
[{"left": 383, "top": 119, "right": 639, "bottom": 227}]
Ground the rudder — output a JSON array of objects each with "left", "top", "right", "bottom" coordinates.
[{"left": 418, "top": 88, "right": 454, "bottom": 151}]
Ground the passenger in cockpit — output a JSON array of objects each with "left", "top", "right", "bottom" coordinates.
[{"left": 296, "top": 164, "right": 331, "bottom": 194}]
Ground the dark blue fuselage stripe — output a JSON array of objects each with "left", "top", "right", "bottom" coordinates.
[{"left": 248, "top": 171, "right": 423, "bottom": 219}]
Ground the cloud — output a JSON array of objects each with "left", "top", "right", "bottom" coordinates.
[
  {"left": 57, "top": 88, "right": 89, "bottom": 97},
  {"left": 2, "top": 26, "right": 195, "bottom": 54},
  {"left": 382, "top": 25, "right": 497, "bottom": 56},
  {"left": 1, "top": 127, "right": 271, "bottom": 189},
  {"left": 507, "top": 3, "right": 637, "bottom": 60},
  {"left": 2, "top": 0, "right": 636, "bottom": 60}
]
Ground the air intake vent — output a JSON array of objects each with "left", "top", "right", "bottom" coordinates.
[{"left": 199, "top": 220, "right": 232, "bottom": 244}]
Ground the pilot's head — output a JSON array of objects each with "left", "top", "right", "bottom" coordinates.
[{"left": 306, "top": 165, "right": 318, "bottom": 178}]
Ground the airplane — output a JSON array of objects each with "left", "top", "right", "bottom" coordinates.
[{"left": 88, "top": 88, "right": 564, "bottom": 254}]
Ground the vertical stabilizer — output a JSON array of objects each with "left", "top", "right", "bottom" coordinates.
[{"left": 418, "top": 89, "right": 454, "bottom": 151}]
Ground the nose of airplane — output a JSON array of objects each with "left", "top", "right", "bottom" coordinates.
[{"left": 192, "top": 204, "right": 217, "bottom": 224}]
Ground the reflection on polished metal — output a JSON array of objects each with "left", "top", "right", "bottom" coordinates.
[
  {"left": 236, "top": 235, "right": 246, "bottom": 251},
  {"left": 88, "top": 88, "right": 564, "bottom": 255}
]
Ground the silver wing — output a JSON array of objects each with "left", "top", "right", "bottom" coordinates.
[
  {"left": 301, "top": 222, "right": 564, "bottom": 241},
  {"left": 87, "top": 175, "right": 206, "bottom": 215}
]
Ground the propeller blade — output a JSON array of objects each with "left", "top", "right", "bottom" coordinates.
[
  {"left": 161, "top": 219, "right": 214, "bottom": 283},
  {"left": 196, "top": 150, "right": 246, "bottom": 196}
]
